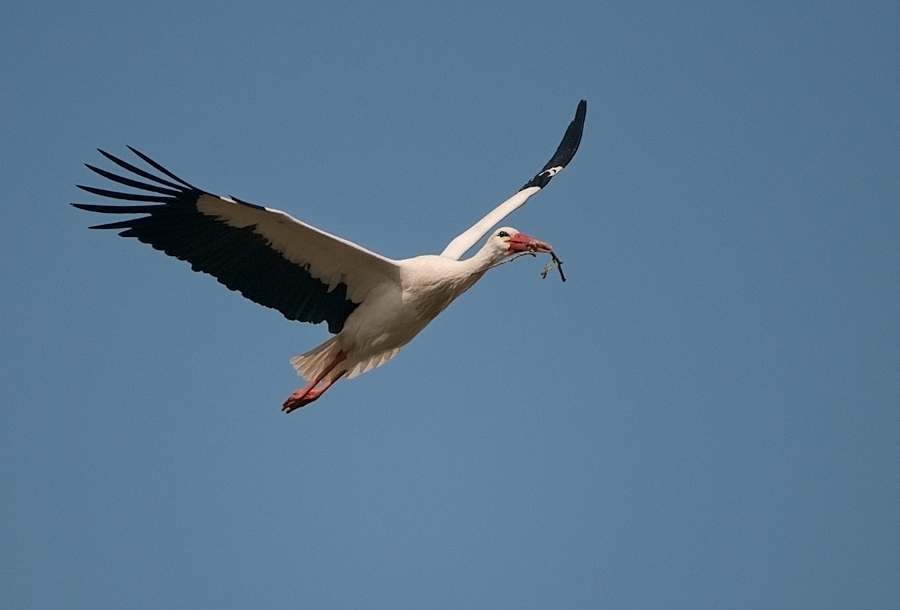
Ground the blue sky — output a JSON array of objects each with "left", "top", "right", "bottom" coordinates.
[{"left": 2, "top": 1, "right": 899, "bottom": 608}]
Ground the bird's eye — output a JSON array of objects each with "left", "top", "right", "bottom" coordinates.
[{"left": 498, "top": 231, "right": 509, "bottom": 238}]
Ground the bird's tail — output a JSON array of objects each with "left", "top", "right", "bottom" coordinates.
[
  {"left": 345, "top": 347, "right": 401, "bottom": 379},
  {"left": 290, "top": 337, "right": 403, "bottom": 381},
  {"left": 290, "top": 336, "right": 342, "bottom": 381}
]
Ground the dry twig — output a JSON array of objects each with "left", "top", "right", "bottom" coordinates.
[{"left": 540, "top": 250, "right": 567, "bottom": 282}]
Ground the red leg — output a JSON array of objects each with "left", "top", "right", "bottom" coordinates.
[{"left": 282, "top": 351, "right": 347, "bottom": 413}]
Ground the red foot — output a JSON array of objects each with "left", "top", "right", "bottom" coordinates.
[
  {"left": 282, "top": 388, "right": 325, "bottom": 413},
  {"left": 281, "top": 351, "right": 348, "bottom": 414}
]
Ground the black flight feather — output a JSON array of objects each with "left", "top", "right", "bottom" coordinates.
[{"left": 520, "top": 99, "right": 587, "bottom": 191}]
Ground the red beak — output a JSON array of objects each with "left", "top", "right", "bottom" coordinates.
[{"left": 507, "top": 232, "right": 552, "bottom": 254}]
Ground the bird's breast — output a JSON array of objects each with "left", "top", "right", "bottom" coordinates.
[{"left": 400, "top": 259, "right": 482, "bottom": 323}]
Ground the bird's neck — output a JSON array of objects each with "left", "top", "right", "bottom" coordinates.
[{"left": 459, "top": 246, "right": 512, "bottom": 279}]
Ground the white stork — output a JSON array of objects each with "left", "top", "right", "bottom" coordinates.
[{"left": 73, "top": 100, "right": 586, "bottom": 412}]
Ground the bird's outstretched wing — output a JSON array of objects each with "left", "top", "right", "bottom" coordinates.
[
  {"left": 440, "top": 100, "right": 586, "bottom": 260},
  {"left": 73, "top": 148, "right": 401, "bottom": 334}
]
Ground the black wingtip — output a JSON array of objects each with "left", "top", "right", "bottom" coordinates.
[
  {"left": 125, "top": 146, "right": 199, "bottom": 190},
  {"left": 546, "top": 99, "right": 586, "bottom": 172},
  {"left": 576, "top": 98, "right": 587, "bottom": 116},
  {"left": 520, "top": 100, "right": 587, "bottom": 191}
]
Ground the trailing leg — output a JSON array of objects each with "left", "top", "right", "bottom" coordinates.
[{"left": 281, "top": 351, "right": 347, "bottom": 413}]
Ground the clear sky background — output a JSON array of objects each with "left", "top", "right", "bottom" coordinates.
[{"left": 2, "top": 1, "right": 898, "bottom": 608}]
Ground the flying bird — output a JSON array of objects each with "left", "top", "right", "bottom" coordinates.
[{"left": 73, "top": 100, "right": 586, "bottom": 412}]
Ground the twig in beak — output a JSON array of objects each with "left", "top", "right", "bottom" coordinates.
[{"left": 540, "top": 250, "right": 567, "bottom": 282}]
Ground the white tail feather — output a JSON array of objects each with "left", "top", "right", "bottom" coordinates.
[
  {"left": 290, "top": 336, "right": 342, "bottom": 381},
  {"left": 290, "top": 339, "right": 402, "bottom": 381},
  {"left": 346, "top": 347, "right": 401, "bottom": 379}
]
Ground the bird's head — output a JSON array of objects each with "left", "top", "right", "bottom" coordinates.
[{"left": 491, "top": 227, "right": 553, "bottom": 257}]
